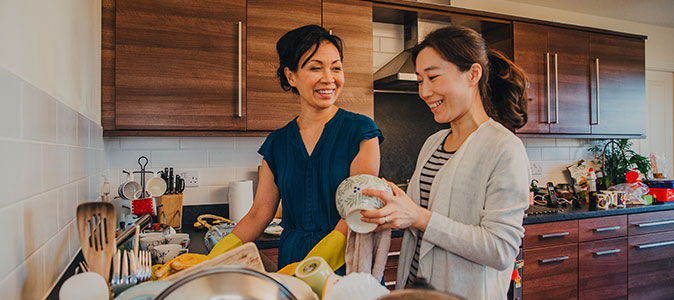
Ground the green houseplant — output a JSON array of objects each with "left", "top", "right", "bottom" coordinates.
[{"left": 589, "top": 139, "right": 651, "bottom": 189}]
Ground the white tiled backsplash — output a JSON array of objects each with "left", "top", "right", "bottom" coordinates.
[
  {"left": 105, "top": 136, "right": 265, "bottom": 206},
  {"left": 0, "top": 66, "right": 105, "bottom": 299}
]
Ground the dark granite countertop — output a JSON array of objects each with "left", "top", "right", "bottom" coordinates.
[{"left": 523, "top": 202, "right": 674, "bottom": 225}]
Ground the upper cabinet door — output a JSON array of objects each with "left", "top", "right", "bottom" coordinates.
[
  {"left": 322, "top": 0, "right": 374, "bottom": 118},
  {"left": 514, "top": 22, "right": 590, "bottom": 135},
  {"left": 590, "top": 34, "right": 646, "bottom": 136},
  {"left": 115, "top": 0, "right": 246, "bottom": 130},
  {"left": 547, "top": 26, "right": 591, "bottom": 134},
  {"left": 514, "top": 22, "right": 551, "bottom": 134},
  {"left": 246, "top": 0, "right": 322, "bottom": 131}
]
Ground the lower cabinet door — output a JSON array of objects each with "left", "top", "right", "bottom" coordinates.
[
  {"left": 578, "top": 237, "right": 627, "bottom": 300},
  {"left": 523, "top": 244, "right": 578, "bottom": 300},
  {"left": 628, "top": 230, "right": 674, "bottom": 299}
]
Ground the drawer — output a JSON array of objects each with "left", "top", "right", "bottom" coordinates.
[
  {"left": 578, "top": 237, "right": 627, "bottom": 299},
  {"left": 523, "top": 244, "right": 578, "bottom": 300},
  {"left": 384, "top": 267, "right": 397, "bottom": 290},
  {"left": 385, "top": 252, "right": 399, "bottom": 269},
  {"left": 628, "top": 230, "right": 674, "bottom": 299},
  {"left": 628, "top": 210, "right": 674, "bottom": 236},
  {"left": 579, "top": 215, "right": 627, "bottom": 242},
  {"left": 524, "top": 220, "right": 578, "bottom": 248},
  {"left": 390, "top": 236, "right": 403, "bottom": 252}
]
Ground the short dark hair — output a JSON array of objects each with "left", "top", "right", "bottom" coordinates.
[
  {"left": 412, "top": 26, "right": 528, "bottom": 131},
  {"left": 276, "top": 25, "right": 344, "bottom": 95}
]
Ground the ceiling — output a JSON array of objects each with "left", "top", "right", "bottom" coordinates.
[{"left": 507, "top": 0, "right": 674, "bottom": 28}]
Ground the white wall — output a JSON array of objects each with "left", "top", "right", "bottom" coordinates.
[
  {"left": 0, "top": 0, "right": 101, "bottom": 123},
  {"left": 0, "top": 0, "right": 103, "bottom": 298},
  {"left": 105, "top": 137, "right": 264, "bottom": 206}
]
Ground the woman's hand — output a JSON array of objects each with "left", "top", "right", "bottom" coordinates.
[{"left": 360, "top": 179, "right": 432, "bottom": 231}]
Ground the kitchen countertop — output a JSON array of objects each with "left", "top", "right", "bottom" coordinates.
[{"left": 523, "top": 202, "right": 674, "bottom": 225}]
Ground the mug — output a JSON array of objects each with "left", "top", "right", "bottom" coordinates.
[
  {"left": 151, "top": 244, "right": 188, "bottom": 264},
  {"left": 139, "top": 233, "right": 167, "bottom": 250},
  {"left": 335, "top": 175, "right": 392, "bottom": 233},
  {"left": 118, "top": 172, "right": 142, "bottom": 200},
  {"left": 166, "top": 233, "right": 190, "bottom": 248}
]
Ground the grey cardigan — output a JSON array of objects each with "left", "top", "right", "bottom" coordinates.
[{"left": 396, "top": 119, "right": 530, "bottom": 300}]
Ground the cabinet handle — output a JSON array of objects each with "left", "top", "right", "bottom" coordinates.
[
  {"left": 593, "top": 249, "right": 620, "bottom": 256},
  {"left": 552, "top": 53, "right": 558, "bottom": 124},
  {"left": 635, "top": 240, "right": 674, "bottom": 249},
  {"left": 594, "top": 226, "right": 620, "bottom": 232},
  {"left": 237, "top": 21, "right": 243, "bottom": 118},
  {"left": 538, "top": 256, "right": 569, "bottom": 264},
  {"left": 545, "top": 52, "right": 551, "bottom": 124},
  {"left": 591, "top": 58, "right": 600, "bottom": 125},
  {"left": 388, "top": 251, "right": 400, "bottom": 257},
  {"left": 634, "top": 220, "right": 674, "bottom": 227},
  {"left": 540, "top": 232, "right": 569, "bottom": 239}
]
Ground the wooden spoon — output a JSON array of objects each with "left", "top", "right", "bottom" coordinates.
[{"left": 76, "top": 201, "right": 116, "bottom": 281}]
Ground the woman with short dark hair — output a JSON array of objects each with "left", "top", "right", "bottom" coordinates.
[
  {"left": 361, "top": 26, "right": 530, "bottom": 299},
  {"left": 209, "top": 25, "right": 383, "bottom": 275}
]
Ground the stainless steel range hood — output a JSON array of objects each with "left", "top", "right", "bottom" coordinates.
[{"left": 374, "top": 18, "right": 450, "bottom": 91}]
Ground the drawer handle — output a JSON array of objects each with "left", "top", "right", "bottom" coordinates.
[
  {"left": 385, "top": 281, "right": 396, "bottom": 287},
  {"left": 634, "top": 220, "right": 674, "bottom": 228},
  {"left": 538, "top": 256, "right": 569, "bottom": 264},
  {"left": 594, "top": 226, "right": 620, "bottom": 232},
  {"left": 388, "top": 251, "right": 400, "bottom": 257},
  {"left": 540, "top": 232, "right": 569, "bottom": 239},
  {"left": 635, "top": 240, "right": 674, "bottom": 249},
  {"left": 593, "top": 249, "right": 620, "bottom": 256}
]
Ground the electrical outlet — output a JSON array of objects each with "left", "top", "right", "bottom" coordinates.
[
  {"left": 184, "top": 171, "right": 199, "bottom": 187},
  {"left": 530, "top": 163, "right": 543, "bottom": 176}
]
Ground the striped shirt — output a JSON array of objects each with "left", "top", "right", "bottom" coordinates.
[{"left": 408, "top": 137, "right": 454, "bottom": 285}]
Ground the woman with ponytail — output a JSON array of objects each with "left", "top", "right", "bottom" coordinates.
[{"left": 361, "top": 26, "right": 530, "bottom": 299}]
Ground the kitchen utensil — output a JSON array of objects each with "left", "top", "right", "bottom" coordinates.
[
  {"left": 114, "top": 281, "right": 173, "bottom": 300},
  {"left": 175, "top": 175, "right": 185, "bottom": 193},
  {"left": 294, "top": 256, "right": 334, "bottom": 297},
  {"left": 147, "top": 173, "right": 168, "bottom": 198},
  {"left": 111, "top": 250, "right": 121, "bottom": 286},
  {"left": 129, "top": 250, "right": 139, "bottom": 284},
  {"left": 323, "top": 272, "right": 390, "bottom": 300},
  {"left": 157, "top": 193, "right": 183, "bottom": 229},
  {"left": 168, "top": 168, "right": 174, "bottom": 194},
  {"left": 133, "top": 156, "right": 153, "bottom": 199},
  {"left": 118, "top": 171, "right": 142, "bottom": 200},
  {"left": 197, "top": 214, "right": 236, "bottom": 252},
  {"left": 59, "top": 272, "right": 109, "bottom": 300},
  {"left": 163, "top": 242, "right": 264, "bottom": 282},
  {"left": 76, "top": 201, "right": 116, "bottom": 281},
  {"left": 79, "top": 261, "right": 89, "bottom": 273},
  {"left": 132, "top": 198, "right": 156, "bottom": 216},
  {"left": 335, "top": 174, "right": 392, "bottom": 233},
  {"left": 121, "top": 250, "right": 129, "bottom": 285},
  {"left": 151, "top": 244, "right": 188, "bottom": 264},
  {"left": 156, "top": 266, "right": 296, "bottom": 300},
  {"left": 268, "top": 273, "right": 319, "bottom": 300},
  {"left": 133, "top": 225, "right": 140, "bottom": 258}
]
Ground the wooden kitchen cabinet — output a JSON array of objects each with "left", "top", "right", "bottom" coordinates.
[
  {"left": 589, "top": 34, "right": 646, "bottom": 136},
  {"left": 514, "top": 22, "right": 591, "bottom": 135},
  {"left": 523, "top": 244, "right": 579, "bottom": 300},
  {"left": 578, "top": 237, "right": 628, "bottom": 300},
  {"left": 114, "top": 0, "right": 246, "bottom": 130},
  {"left": 245, "top": 0, "right": 321, "bottom": 131},
  {"left": 627, "top": 211, "right": 674, "bottom": 299}
]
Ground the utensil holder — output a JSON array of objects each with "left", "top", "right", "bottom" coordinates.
[{"left": 157, "top": 193, "right": 183, "bottom": 229}]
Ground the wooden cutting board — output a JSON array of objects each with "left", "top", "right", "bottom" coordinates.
[{"left": 163, "top": 242, "right": 264, "bottom": 281}]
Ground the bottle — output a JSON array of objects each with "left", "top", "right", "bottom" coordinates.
[{"left": 587, "top": 168, "right": 598, "bottom": 210}]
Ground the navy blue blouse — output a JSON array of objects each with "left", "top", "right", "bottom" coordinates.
[{"left": 258, "top": 108, "right": 383, "bottom": 269}]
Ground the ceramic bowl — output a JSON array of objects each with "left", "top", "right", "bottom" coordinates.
[
  {"left": 335, "top": 175, "right": 392, "bottom": 233},
  {"left": 322, "top": 272, "right": 389, "bottom": 300}
]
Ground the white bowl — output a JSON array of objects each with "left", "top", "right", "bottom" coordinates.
[
  {"left": 60, "top": 272, "right": 109, "bottom": 300},
  {"left": 335, "top": 175, "right": 392, "bottom": 233}
]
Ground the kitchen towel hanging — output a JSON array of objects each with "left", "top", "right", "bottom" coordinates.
[{"left": 228, "top": 180, "right": 254, "bottom": 222}]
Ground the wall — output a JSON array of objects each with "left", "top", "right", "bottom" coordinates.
[
  {"left": 105, "top": 137, "right": 264, "bottom": 206},
  {"left": 0, "top": 66, "right": 104, "bottom": 299},
  {"left": 0, "top": 0, "right": 103, "bottom": 299}
]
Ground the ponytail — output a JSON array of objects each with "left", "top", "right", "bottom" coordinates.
[{"left": 485, "top": 50, "right": 528, "bottom": 131}]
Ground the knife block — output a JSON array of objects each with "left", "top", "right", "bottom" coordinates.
[{"left": 157, "top": 193, "right": 183, "bottom": 229}]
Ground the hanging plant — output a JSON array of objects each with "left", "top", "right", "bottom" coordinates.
[{"left": 588, "top": 139, "right": 651, "bottom": 189}]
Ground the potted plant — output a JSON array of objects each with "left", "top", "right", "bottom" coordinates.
[{"left": 589, "top": 139, "right": 651, "bottom": 190}]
